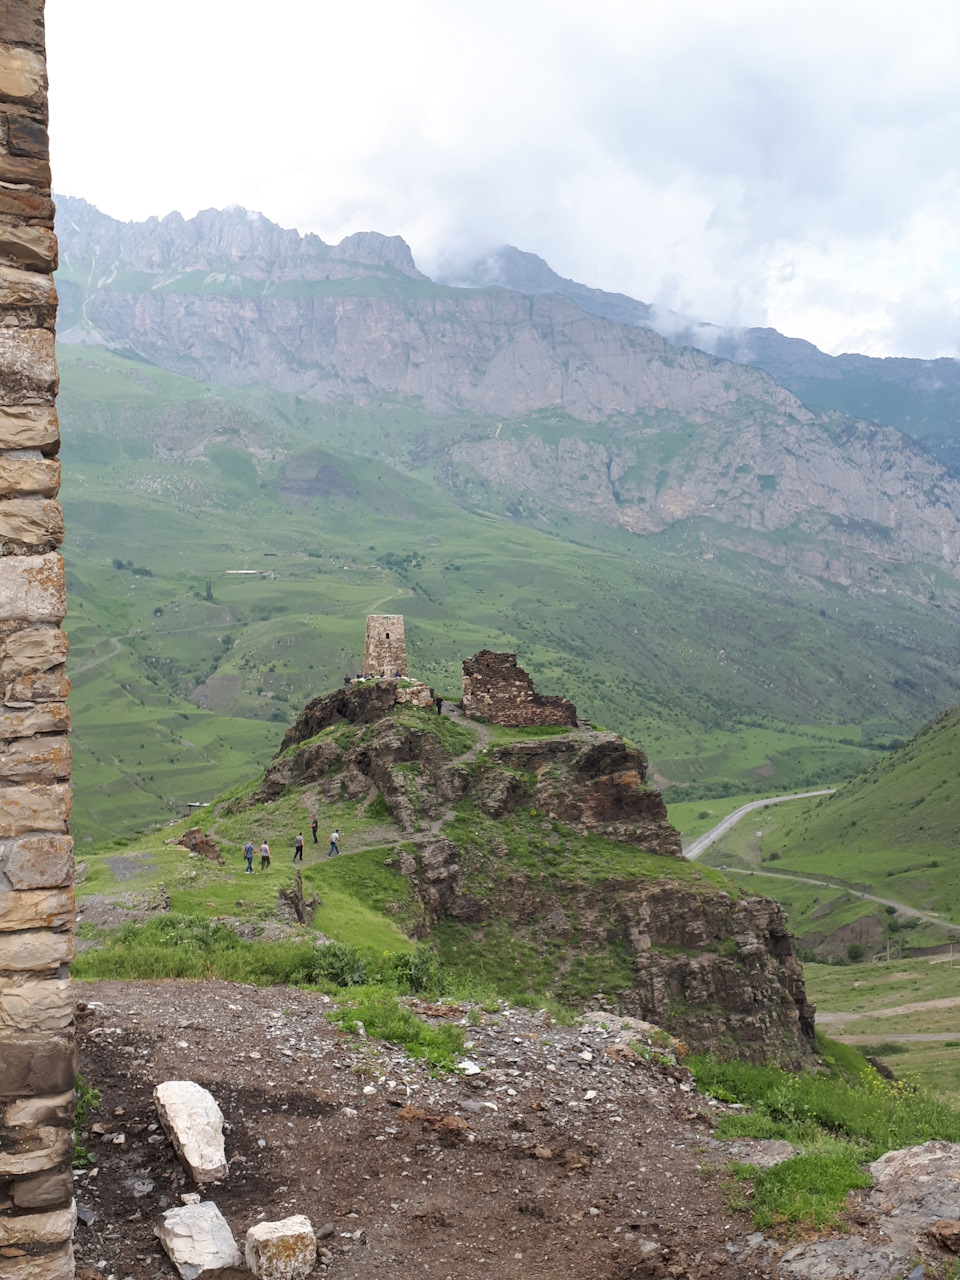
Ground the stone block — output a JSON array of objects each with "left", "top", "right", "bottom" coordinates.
[
  {"left": 11, "top": 1168, "right": 73, "bottom": 1209},
  {"left": 0, "top": 1127, "right": 72, "bottom": 1176},
  {"left": 0, "top": 186, "right": 55, "bottom": 225},
  {"left": 0, "top": 736, "right": 70, "bottom": 783},
  {"left": 0, "top": 1243, "right": 74, "bottom": 1280},
  {"left": 154, "top": 1081, "right": 228, "bottom": 1184},
  {"left": 0, "top": 702, "right": 69, "bottom": 738},
  {"left": 0, "top": 225, "right": 56, "bottom": 271},
  {"left": 4, "top": 1087, "right": 72, "bottom": 1127},
  {"left": 158, "top": 1201, "right": 244, "bottom": 1279},
  {"left": 0, "top": 458, "right": 59, "bottom": 499},
  {"left": 0, "top": 554, "right": 65, "bottom": 622},
  {"left": 0, "top": 404, "right": 58, "bottom": 452},
  {"left": 0, "top": 1199, "right": 75, "bottom": 1245},
  {"left": 0, "top": 1033, "right": 75, "bottom": 1099},
  {"left": 0, "top": 152, "right": 50, "bottom": 188},
  {"left": 245, "top": 1215, "right": 317, "bottom": 1279},
  {"left": 5, "top": 667, "right": 70, "bottom": 706},
  {"left": 2, "top": 1, "right": 46, "bottom": 50},
  {"left": 0, "top": 44, "right": 46, "bottom": 105},
  {"left": 0, "top": 926, "right": 74, "bottom": 971},
  {"left": 0, "top": 834, "right": 73, "bottom": 889},
  {"left": 0, "top": 328, "right": 57, "bottom": 399},
  {"left": 0, "top": 266, "right": 56, "bottom": 311},
  {"left": 0, "top": 886, "right": 73, "bottom": 930},
  {"left": 0, "top": 978, "right": 72, "bottom": 1033},
  {"left": 0, "top": 498, "right": 64, "bottom": 547},
  {"left": 6, "top": 113, "right": 47, "bottom": 158},
  {"left": 0, "top": 781, "right": 71, "bottom": 835},
  {"left": 1, "top": 625, "right": 67, "bottom": 673}
]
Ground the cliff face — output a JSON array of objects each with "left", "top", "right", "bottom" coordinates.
[
  {"left": 52, "top": 197, "right": 960, "bottom": 591},
  {"left": 240, "top": 688, "right": 815, "bottom": 1065}
]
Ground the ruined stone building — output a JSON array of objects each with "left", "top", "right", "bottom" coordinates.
[
  {"left": 461, "top": 651, "right": 578, "bottom": 727},
  {"left": 362, "top": 614, "right": 407, "bottom": 677},
  {"left": 0, "top": 4, "right": 76, "bottom": 1276}
]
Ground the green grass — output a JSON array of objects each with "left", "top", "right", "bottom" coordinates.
[
  {"left": 328, "top": 992, "right": 465, "bottom": 1071},
  {"left": 691, "top": 1033, "right": 960, "bottom": 1227}
]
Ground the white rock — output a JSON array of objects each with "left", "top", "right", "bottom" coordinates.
[
  {"left": 154, "top": 1081, "right": 228, "bottom": 1184},
  {"left": 245, "top": 1215, "right": 317, "bottom": 1280},
  {"left": 457, "top": 1059, "right": 482, "bottom": 1076},
  {"left": 158, "top": 1201, "right": 243, "bottom": 1280}
]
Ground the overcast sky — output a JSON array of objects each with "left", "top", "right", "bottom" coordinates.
[{"left": 46, "top": 0, "right": 960, "bottom": 359}]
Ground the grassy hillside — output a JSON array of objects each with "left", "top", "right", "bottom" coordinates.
[
  {"left": 770, "top": 706, "right": 960, "bottom": 922},
  {"left": 696, "top": 710, "right": 960, "bottom": 955},
  {"left": 58, "top": 345, "right": 960, "bottom": 841}
]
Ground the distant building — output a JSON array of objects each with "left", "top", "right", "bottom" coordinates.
[
  {"left": 461, "top": 650, "right": 577, "bottom": 727},
  {"left": 363, "top": 614, "right": 408, "bottom": 676}
]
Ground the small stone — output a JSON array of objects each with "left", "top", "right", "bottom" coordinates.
[
  {"left": 584, "top": 1090, "right": 598, "bottom": 1101},
  {"left": 157, "top": 1201, "right": 242, "bottom": 1279},
  {"left": 154, "top": 1081, "right": 228, "bottom": 1184},
  {"left": 341, "top": 1107, "right": 357, "bottom": 1118},
  {"left": 245, "top": 1215, "right": 317, "bottom": 1279},
  {"left": 181, "top": 1193, "right": 201, "bottom": 1206},
  {"left": 362, "top": 1084, "right": 376, "bottom": 1095},
  {"left": 457, "top": 1059, "right": 482, "bottom": 1076},
  {"left": 929, "top": 1219, "right": 960, "bottom": 1253}
]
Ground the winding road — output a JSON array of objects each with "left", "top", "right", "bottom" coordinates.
[{"left": 682, "top": 790, "right": 836, "bottom": 861}]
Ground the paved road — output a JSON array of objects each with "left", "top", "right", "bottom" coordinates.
[
  {"left": 682, "top": 790, "right": 836, "bottom": 861},
  {"left": 722, "top": 866, "right": 960, "bottom": 934}
]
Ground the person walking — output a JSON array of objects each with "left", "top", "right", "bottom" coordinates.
[
  {"left": 260, "top": 840, "right": 270, "bottom": 871},
  {"left": 294, "top": 832, "right": 305, "bottom": 862},
  {"left": 243, "top": 839, "right": 254, "bottom": 874},
  {"left": 327, "top": 828, "right": 340, "bottom": 859},
  {"left": 436, "top": 696, "right": 443, "bottom": 716},
  {"left": 311, "top": 815, "right": 318, "bottom": 844}
]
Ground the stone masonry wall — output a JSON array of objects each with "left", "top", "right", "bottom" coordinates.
[
  {"left": 0, "top": 5, "right": 76, "bottom": 1278},
  {"left": 461, "top": 650, "right": 578, "bottom": 727},
  {"left": 362, "top": 614, "right": 407, "bottom": 677}
]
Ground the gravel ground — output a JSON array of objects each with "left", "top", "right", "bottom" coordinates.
[{"left": 74, "top": 979, "right": 786, "bottom": 1280}]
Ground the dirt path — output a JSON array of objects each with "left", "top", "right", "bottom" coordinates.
[
  {"left": 724, "top": 866, "right": 960, "bottom": 934},
  {"left": 817, "top": 995, "right": 960, "bottom": 1024}
]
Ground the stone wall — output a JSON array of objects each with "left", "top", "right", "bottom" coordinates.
[
  {"left": 0, "top": 5, "right": 76, "bottom": 1277},
  {"left": 461, "top": 650, "right": 577, "bottom": 727},
  {"left": 362, "top": 615, "right": 407, "bottom": 677}
]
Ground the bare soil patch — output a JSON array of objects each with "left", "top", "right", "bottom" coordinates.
[{"left": 74, "top": 979, "right": 782, "bottom": 1279}]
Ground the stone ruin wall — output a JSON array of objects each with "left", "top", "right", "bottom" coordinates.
[
  {"left": 0, "top": 4, "right": 76, "bottom": 1277},
  {"left": 362, "top": 614, "right": 407, "bottom": 677},
  {"left": 461, "top": 650, "right": 578, "bottom": 728}
]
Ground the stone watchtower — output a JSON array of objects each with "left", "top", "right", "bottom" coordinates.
[
  {"left": 0, "top": 4, "right": 77, "bottom": 1277},
  {"left": 363, "top": 614, "right": 407, "bottom": 677}
]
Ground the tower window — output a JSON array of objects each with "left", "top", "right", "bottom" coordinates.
[{"left": 385, "top": 632, "right": 390, "bottom": 639}]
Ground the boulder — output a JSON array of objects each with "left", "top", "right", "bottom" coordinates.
[
  {"left": 154, "top": 1081, "right": 228, "bottom": 1184},
  {"left": 245, "top": 1215, "right": 317, "bottom": 1279},
  {"left": 157, "top": 1201, "right": 243, "bottom": 1280}
]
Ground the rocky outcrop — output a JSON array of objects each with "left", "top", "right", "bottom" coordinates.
[
  {"left": 248, "top": 687, "right": 677, "bottom": 851},
  {"left": 401, "top": 837, "right": 815, "bottom": 1066}
]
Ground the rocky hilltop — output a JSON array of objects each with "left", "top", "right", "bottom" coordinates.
[
  {"left": 52, "top": 196, "right": 960, "bottom": 593},
  {"left": 235, "top": 683, "right": 815, "bottom": 1065}
]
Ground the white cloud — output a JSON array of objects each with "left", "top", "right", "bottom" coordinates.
[{"left": 45, "top": 0, "right": 960, "bottom": 357}]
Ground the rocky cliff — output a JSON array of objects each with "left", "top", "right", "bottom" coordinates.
[
  {"left": 237, "top": 687, "right": 815, "bottom": 1065},
  {"left": 52, "top": 196, "right": 960, "bottom": 592}
]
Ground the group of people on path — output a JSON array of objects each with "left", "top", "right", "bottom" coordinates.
[{"left": 243, "top": 816, "right": 340, "bottom": 872}]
